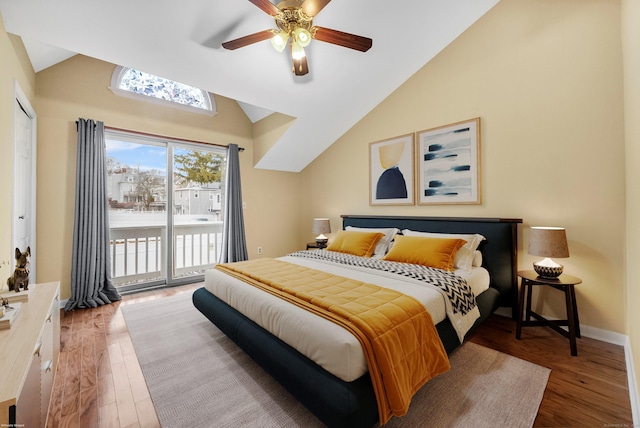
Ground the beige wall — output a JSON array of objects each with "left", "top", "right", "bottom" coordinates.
[
  {"left": 303, "top": 0, "right": 627, "bottom": 334},
  {"left": 0, "top": 14, "right": 36, "bottom": 276},
  {"left": 253, "top": 112, "right": 295, "bottom": 165},
  {"left": 35, "top": 55, "right": 303, "bottom": 300},
  {"left": 623, "top": 0, "right": 640, "bottom": 408}
]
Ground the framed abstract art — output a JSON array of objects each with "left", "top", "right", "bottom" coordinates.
[
  {"left": 369, "top": 134, "right": 415, "bottom": 206},
  {"left": 416, "top": 118, "right": 481, "bottom": 205}
]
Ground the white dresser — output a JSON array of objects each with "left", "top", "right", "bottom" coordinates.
[{"left": 0, "top": 282, "right": 61, "bottom": 427}]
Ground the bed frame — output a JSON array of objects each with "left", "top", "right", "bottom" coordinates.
[{"left": 193, "top": 215, "right": 521, "bottom": 427}]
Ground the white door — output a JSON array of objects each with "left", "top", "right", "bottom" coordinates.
[{"left": 12, "top": 90, "right": 37, "bottom": 283}]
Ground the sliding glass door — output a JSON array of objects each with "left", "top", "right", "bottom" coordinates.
[
  {"left": 171, "top": 146, "right": 225, "bottom": 280},
  {"left": 105, "top": 130, "right": 226, "bottom": 292}
]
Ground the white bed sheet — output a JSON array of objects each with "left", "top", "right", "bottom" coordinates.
[{"left": 204, "top": 255, "right": 489, "bottom": 382}]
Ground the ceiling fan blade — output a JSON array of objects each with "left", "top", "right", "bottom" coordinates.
[
  {"left": 301, "top": 0, "right": 331, "bottom": 17},
  {"left": 312, "top": 27, "right": 372, "bottom": 52},
  {"left": 222, "top": 29, "right": 275, "bottom": 50},
  {"left": 248, "top": 0, "right": 281, "bottom": 16}
]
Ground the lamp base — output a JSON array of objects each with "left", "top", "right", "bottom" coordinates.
[
  {"left": 533, "top": 262, "right": 563, "bottom": 278},
  {"left": 315, "top": 238, "right": 328, "bottom": 249}
]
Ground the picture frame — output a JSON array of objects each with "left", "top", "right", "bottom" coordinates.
[
  {"left": 416, "top": 118, "right": 481, "bottom": 205},
  {"left": 369, "top": 133, "right": 415, "bottom": 206}
]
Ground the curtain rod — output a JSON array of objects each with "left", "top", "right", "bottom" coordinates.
[{"left": 103, "top": 125, "right": 245, "bottom": 151}]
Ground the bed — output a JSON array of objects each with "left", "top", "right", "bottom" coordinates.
[{"left": 193, "top": 215, "right": 522, "bottom": 427}]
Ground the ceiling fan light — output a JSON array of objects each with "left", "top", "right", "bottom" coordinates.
[
  {"left": 271, "top": 31, "right": 289, "bottom": 52},
  {"left": 293, "top": 27, "right": 311, "bottom": 48},
  {"left": 291, "top": 42, "right": 306, "bottom": 60}
]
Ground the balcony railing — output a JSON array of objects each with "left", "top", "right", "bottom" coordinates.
[{"left": 109, "top": 221, "right": 222, "bottom": 286}]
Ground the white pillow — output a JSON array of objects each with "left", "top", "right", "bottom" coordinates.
[
  {"left": 401, "top": 229, "right": 485, "bottom": 272},
  {"left": 345, "top": 226, "right": 400, "bottom": 257},
  {"left": 472, "top": 250, "right": 483, "bottom": 267}
]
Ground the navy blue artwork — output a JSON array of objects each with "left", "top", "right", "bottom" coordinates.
[{"left": 376, "top": 166, "right": 407, "bottom": 199}]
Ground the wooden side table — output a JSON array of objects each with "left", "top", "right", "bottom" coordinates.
[
  {"left": 516, "top": 270, "right": 582, "bottom": 356},
  {"left": 306, "top": 242, "right": 326, "bottom": 250}
]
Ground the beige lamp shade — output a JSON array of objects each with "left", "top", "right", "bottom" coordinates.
[
  {"left": 312, "top": 218, "right": 331, "bottom": 235},
  {"left": 528, "top": 227, "right": 569, "bottom": 277},
  {"left": 528, "top": 227, "right": 569, "bottom": 258},
  {"left": 312, "top": 218, "right": 331, "bottom": 247}
]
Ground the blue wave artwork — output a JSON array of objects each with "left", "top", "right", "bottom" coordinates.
[{"left": 423, "top": 127, "right": 472, "bottom": 198}]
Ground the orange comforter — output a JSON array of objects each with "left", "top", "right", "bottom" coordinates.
[{"left": 216, "top": 258, "right": 450, "bottom": 425}]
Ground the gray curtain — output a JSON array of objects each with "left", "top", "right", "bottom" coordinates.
[
  {"left": 65, "top": 119, "right": 121, "bottom": 311},
  {"left": 219, "top": 144, "right": 248, "bottom": 263}
]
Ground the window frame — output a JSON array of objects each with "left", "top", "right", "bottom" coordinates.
[
  {"left": 105, "top": 128, "right": 227, "bottom": 293},
  {"left": 109, "top": 66, "right": 217, "bottom": 117}
]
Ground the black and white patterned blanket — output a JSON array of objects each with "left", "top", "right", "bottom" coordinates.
[{"left": 288, "top": 250, "right": 476, "bottom": 315}]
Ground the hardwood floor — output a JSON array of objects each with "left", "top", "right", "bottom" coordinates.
[
  {"left": 468, "top": 315, "right": 633, "bottom": 427},
  {"left": 46, "top": 284, "right": 634, "bottom": 427},
  {"left": 46, "top": 283, "right": 201, "bottom": 428}
]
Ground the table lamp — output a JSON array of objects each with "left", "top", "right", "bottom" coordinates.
[
  {"left": 528, "top": 226, "right": 570, "bottom": 278},
  {"left": 312, "top": 218, "right": 331, "bottom": 248}
]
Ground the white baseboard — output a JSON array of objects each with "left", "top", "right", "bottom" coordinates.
[
  {"left": 495, "top": 307, "right": 628, "bottom": 345},
  {"left": 578, "top": 325, "right": 640, "bottom": 424},
  {"left": 625, "top": 337, "right": 640, "bottom": 427},
  {"left": 580, "top": 323, "right": 628, "bottom": 346}
]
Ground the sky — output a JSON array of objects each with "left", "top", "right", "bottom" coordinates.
[
  {"left": 106, "top": 138, "right": 194, "bottom": 173},
  {"left": 106, "top": 139, "right": 166, "bottom": 172}
]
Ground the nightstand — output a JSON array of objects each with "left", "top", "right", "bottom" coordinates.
[
  {"left": 516, "top": 270, "right": 582, "bottom": 356},
  {"left": 306, "top": 242, "right": 326, "bottom": 250}
]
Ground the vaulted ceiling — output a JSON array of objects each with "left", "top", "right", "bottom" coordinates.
[{"left": 0, "top": 0, "right": 499, "bottom": 172}]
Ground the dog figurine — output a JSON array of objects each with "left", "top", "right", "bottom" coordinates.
[{"left": 7, "top": 247, "right": 30, "bottom": 293}]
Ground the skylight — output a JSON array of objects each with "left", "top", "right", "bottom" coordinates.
[{"left": 110, "top": 66, "right": 216, "bottom": 116}]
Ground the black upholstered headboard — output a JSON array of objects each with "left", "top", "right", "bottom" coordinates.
[{"left": 341, "top": 215, "right": 522, "bottom": 315}]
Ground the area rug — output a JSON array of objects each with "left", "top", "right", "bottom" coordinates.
[{"left": 122, "top": 291, "right": 550, "bottom": 428}]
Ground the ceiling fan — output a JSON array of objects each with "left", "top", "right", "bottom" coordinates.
[{"left": 222, "top": 0, "right": 372, "bottom": 76}]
